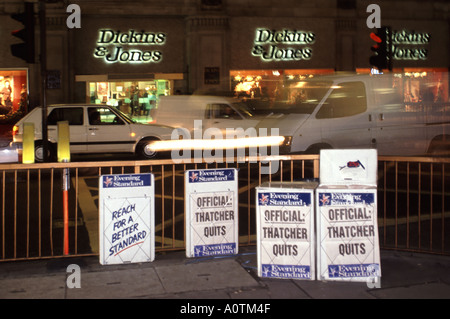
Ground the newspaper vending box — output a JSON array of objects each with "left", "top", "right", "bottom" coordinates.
[
  {"left": 185, "top": 168, "right": 239, "bottom": 258},
  {"left": 256, "top": 181, "right": 318, "bottom": 280},
  {"left": 316, "top": 149, "right": 381, "bottom": 282}
]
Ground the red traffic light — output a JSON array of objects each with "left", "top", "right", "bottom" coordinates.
[
  {"left": 370, "top": 32, "right": 382, "bottom": 43},
  {"left": 369, "top": 27, "right": 391, "bottom": 71}
]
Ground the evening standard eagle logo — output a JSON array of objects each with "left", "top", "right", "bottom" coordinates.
[
  {"left": 194, "top": 246, "right": 203, "bottom": 256},
  {"left": 319, "top": 194, "right": 330, "bottom": 206},
  {"left": 103, "top": 176, "right": 113, "bottom": 187},
  {"left": 189, "top": 171, "right": 199, "bottom": 182},
  {"left": 259, "top": 194, "right": 269, "bottom": 205},
  {"left": 262, "top": 265, "right": 272, "bottom": 277}
]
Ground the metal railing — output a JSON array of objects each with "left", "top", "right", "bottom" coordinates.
[
  {"left": 378, "top": 156, "right": 450, "bottom": 255},
  {"left": 0, "top": 154, "right": 448, "bottom": 262}
]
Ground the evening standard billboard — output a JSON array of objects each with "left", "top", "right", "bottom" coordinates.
[
  {"left": 316, "top": 189, "right": 381, "bottom": 281},
  {"left": 185, "top": 168, "right": 238, "bottom": 258},
  {"left": 256, "top": 182, "right": 317, "bottom": 280},
  {"left": 99, "top": 173, "right": 155, "bottom": 265},
  {"left": 316, "top": 149, "right": 381, "bottom": 281}
]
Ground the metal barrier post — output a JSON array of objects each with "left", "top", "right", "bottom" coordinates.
[
  {"left": 58, "top": 121, "right": 71, "bottom": 255},
  {"left": 62, "top": 165, "right": 70, "bottom": 255}
]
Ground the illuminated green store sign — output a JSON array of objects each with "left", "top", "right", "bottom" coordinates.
[
  {"left": 252, "top": 28, "right": 315, "bottom": 62},
  {"left": 93, "top": 29, "right": 166, "bottom": 63},
  {"left": 391, "top": 30, "right": 430, "bottom": 61}
]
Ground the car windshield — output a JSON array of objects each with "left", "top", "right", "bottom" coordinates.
[{"left": 112, "top": 108, "right": 136, "bottom": 123}]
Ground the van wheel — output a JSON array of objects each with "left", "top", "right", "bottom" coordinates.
[
  {"left": 305, "top": 143, "right": 332, "bottom": 154},
  {"left": 428, "top": 136, "right": 450, "bottom": 156},
  {"left": 136, "top": 138, "right": 159, "bottom": 159},
  {"left": 35, "top": 142, "right": 55, "bottom": 162}
]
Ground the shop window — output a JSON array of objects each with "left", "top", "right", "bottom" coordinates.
[
  {"left": 47, "top": 107, "right": 84, "bottom": 125},
  {"left": 402, "top": 70, "right": 448, "bottom": 104},
  {"left": 230, "top": 69, "right": 334, "bottom": 103},
  {"left": 316, "top": 81, "right": 367, "bottom": 119},
  {"left": 87, "top": 80, "right": 170, "bottom": 121},
  {"left": 356, "top": 68, "right": 449, "bottom": 107},
  {"left": 0, "top": 69, "right": 28, "bottom": 124}
]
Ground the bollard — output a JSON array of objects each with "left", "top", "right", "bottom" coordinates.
[
  {"left": 57, "top": 121, "right": 70, "bottom": 163},
  {"left": 22, "top": 122, "right": 35, "bottom": 164}
]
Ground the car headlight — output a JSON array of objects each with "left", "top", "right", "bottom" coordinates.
[{"left": 283, "top": 136, "right": 292, "bottom": 146}]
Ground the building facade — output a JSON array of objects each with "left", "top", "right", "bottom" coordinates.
[{"left": 0, "top": 0, "right": 448, "bottom": 122}]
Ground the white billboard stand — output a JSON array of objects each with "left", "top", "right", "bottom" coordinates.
[
  {"left": 256, "top": 182, "right": 317, "bottom": 280},
  {"left": 316, "top": 149, "right": 381, "bottom": 282},
  {"left": 185, "top": 168, "right": 238, "bottom": 258},
  {"left": 99, "top": 173, "right": 155, "bottom": 265}
]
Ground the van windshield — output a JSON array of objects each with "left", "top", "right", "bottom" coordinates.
[
  {"left": 231, "top": 102, "right": 255, "bottom": 118},
  {"left": 284, "top": 81, "right": 332, "bottom": 114}
]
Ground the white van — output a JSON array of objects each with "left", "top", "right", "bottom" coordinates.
[
  {"left": 255, "top": 74, "right": 450, "bottom": 156},
  {"left": 153, "top": 95, "right": 261, "bottom": 135}
]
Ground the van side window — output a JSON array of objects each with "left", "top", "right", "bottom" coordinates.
[
  {"left": 316, "top": 81, "right": 367, "bottom": 119},
  {"left": 208, "top": 104, "right": 240, "bottom": 119},
  {"left": 47, "top": 107, "right": 84, "bottom": 125}
]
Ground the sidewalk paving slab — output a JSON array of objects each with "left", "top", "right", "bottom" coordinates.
[{"left": 1, "top": 249, "right": 450, "bottom": 300}]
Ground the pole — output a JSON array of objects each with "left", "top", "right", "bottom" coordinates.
[
  {"left": 58, "top": 121, "right": 71, "bottom": 255},
  {"left": 62, "top": 163, "right": 70, "bottom": 255},
  {"left": 39, "top": 0, "right": 48, "bottom": 162}
]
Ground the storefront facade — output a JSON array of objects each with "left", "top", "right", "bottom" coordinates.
[
  {"left": 227, "top": 15, "right": 449, "bottom": 103},
  {"left": 71, "top": 15, "right": 186, "bottom": 116},
  {"left": 0, "top": 0, "right": 448, "bottom": 123}
]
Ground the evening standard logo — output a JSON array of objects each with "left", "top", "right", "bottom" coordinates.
[
  {"left": 194, "top": 243, "right": 236, "bottom": 257},
  {"left": 318, "top": 192, "right": 374, "bottom": 206},
  {"left": 102, "top": 174, "right": 151, "bottom": 188},
  {"left": 339, "top": 160, "right": 366, "bottom": 171},
  {"left": 328, "top": 263, "right": 380, "bottom": 278},
  {"left": 262, "top": 264, "right": 311, "bottom": 279},
  {"left": 258, "top": 192, "right": 310, "bottom": 206},
  {"left": 188, "top": 169, "right": 235, "bottom": 183}
]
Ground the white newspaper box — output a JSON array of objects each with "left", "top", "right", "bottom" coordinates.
[
  {"left": 316, "top": 149, "right": 381, "bottom": 282},
  {"left": 99, "top": 173, "right": 155, "bottom": 265},
  {"left": 256, "top": 181, "right": 318, "bottom": 280},
  {"left": 185, "top": 168, "right": 239, "bottom": 258}
]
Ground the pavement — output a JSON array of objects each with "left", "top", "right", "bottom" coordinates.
[{"left": 0, "top": 246, "right": 449, "bottom": 305}]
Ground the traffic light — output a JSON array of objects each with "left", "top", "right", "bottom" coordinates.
[
  {"left": 369, "top": 26, "right": 391, "bottom": 72},
  {"left": 10, "top": 2, "right": 35, "bottom": 63}
]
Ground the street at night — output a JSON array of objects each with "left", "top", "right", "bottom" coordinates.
[{"left": 0, "top": 0, "right": 449, "bottom": 302}]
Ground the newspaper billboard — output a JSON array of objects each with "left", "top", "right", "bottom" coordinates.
[
  {"left": 317, "top": 149, "right": 381, "bottom": 281},
  {"left": 99, "top": 173, "right": 155, "bottom": 265},
  {"left": 316, "top": 188, "right": 381, "bottom": 281},
  {"left": 256, "top": 182, "right": 317, "bottom": 280},
  {"left": 185, "top": 168, "right": 238, "bottom": 258}
]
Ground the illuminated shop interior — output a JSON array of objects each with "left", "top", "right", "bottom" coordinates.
[
  {"left": 87, "top": 79, "right": 170, "bottom": 118},
  {"left": 230, "top": 69, "right": 335, "bottom": 102},
  {"left": 357, "top": 67, "right": 449, "bottom": 106},
  {"left": 231, "top": 68, "right": 447, "bottom": 104},
  {"left": 0, "top": 69, "right": 28, "bottom": 118}
]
